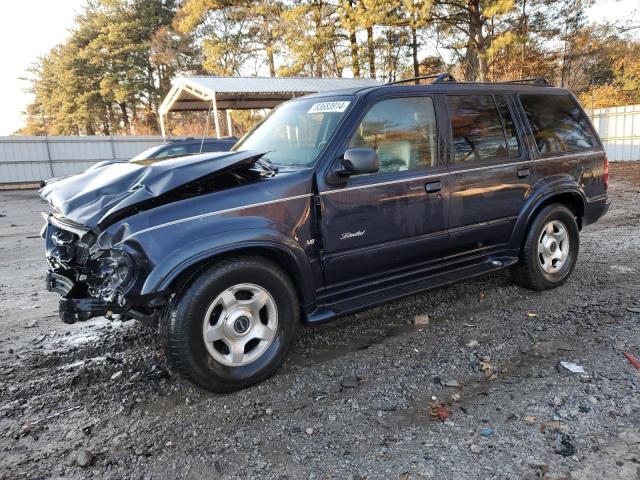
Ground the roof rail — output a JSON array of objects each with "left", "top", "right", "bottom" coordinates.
[
  {"left": 497, "top": 77, "right": 550, "bottom": 86},
  {"left": 385, "top": 73, "right": 456, "bottom": 86}
]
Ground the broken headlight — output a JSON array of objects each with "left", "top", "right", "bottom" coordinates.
[{"left": 89, "top": 249, "right": 136, "bottom": 305}]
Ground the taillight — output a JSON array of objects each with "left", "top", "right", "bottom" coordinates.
[{"left": 603, "top": 156, "right": 609, "bottom": 190}]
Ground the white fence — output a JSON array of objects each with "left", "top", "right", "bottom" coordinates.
[
  {"left": 1, "top": 106, "right": 638, "bottom": 185},
  {"left": 589, "top": 104, "right": 640, "bottom": 162},
  {"left": 0, "top": 136, "right": 167, "bottom": 184}
]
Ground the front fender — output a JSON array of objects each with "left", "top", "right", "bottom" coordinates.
[
  {"left": 123, "top": 215, "right": 316, "bottom": 308},
  {"left": 509, "top": 175, "right": 586, "bottom": 250}
]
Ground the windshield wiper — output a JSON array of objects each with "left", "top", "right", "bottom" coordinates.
[{"left": 254, "top": 156, "right": 277, "bottom": 176}]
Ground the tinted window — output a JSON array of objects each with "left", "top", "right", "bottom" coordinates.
[
  {"left": 447, "top": 95, "right": 509, "bottom": 163},
  {"left": 496, "top": 96, "right": 520, "bottom": 157},
  {"left": 349, "top": 97, "right": 437, "bottom": 174},
  {"left": 520, "top": 94, "right": 597, "bottom": 154}
]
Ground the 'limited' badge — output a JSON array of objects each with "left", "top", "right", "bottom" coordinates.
[{"left": 340, "top": 230, "right": 365, "bottom": 240}]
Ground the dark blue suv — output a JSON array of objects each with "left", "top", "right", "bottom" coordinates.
[{"left": 40, "top": 75, "right": 609, "bottom": 392}]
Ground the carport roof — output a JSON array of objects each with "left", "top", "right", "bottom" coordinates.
[{"left": 159, "top": 75, "right": 380, "bottom": 113}]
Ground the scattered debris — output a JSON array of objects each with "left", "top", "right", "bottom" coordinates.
[
  {"left": 623, "top": 352, "right": 640, "bottom": 370},
  {"left": 560, "top": 361, "right": 585, "bottom": 374},
  {"left": 305, "top": 427, "right": 314, "bottom": 435},
  {"left": 480, "top": 428, "right": 494, "bottom": 437},
  {"left": 523, "top": 416, "right": 537, "bottom": 425},
  {"left": 32, "top": 406, "right": 82, "bottom": 426},
  {"left": 479, "top": 357, "right": 497, "bottom": 379},
  {"left": 414, "top": 314, "right": 430, "bottom": 326},
  {"left": 451, "top": 393, "right": 461, "bottom": 402},
  {"left": 110, "top": 370, "right": 124, "bottom": 381},
  {"left": 76, "top": 449, "right": 93, "bottom": 467},
  {"left": 527, "top": 312, "right": 538, "bottom": 318},
  {"left": 340, "top": 375, "right": 359, "bottom": 389},
  {"left": 553, "top": 432, "right": 575, "bottom": 457},
  {"left": 470, "top": 444, "right": 483, "bottom": 454},
  {"left": 429, "top": 400, "right": 451, "bottom": 422},
  {"left": 441, "top": 379, "right": 460, "bottom": 388},
  {"left": 466, "top": 339, "right": 479, "bottom": 348}
]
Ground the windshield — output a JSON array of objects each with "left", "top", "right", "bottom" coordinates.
[
  {"left": 233, "top": 96, "right": 354, "bottom": 167},
  {"left": 130, "top": 145, "right": 167, "bottom": 161}
]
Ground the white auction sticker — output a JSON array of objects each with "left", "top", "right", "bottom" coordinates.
[{"left": 307, "top": 101, "right": 350, "bottom": 114}]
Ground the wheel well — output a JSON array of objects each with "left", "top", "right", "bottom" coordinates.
[
  {"left": 167, "top": 247, "right": 306, "bottom": 308},
  {"left": 535, "top": 192, "right": 584, "bottom": 229}
]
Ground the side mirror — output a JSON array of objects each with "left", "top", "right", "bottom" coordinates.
[{"left": 338, "top": 148, "right": 379, "bottom": 176}]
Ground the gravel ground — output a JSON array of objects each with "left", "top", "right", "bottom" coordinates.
[{"left": 1, "top": 163, "right": 639, "bottom": 480}]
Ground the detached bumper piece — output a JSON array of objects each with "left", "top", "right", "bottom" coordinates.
[
  {"left": 59, "top": 296, "right": 122, "bottom": 324},
  {"left": 46, "top": 271, "right": 121, "bottom": 324}
]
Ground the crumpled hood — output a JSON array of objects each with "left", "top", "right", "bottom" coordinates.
[{"left": 40, "top": 150, "right": 266, "bottom": 229}]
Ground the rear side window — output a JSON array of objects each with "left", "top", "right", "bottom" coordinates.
[
  {"left": 496, "top": 96, "right": 520, "bottom": 157},
  {"left": 349, "top": 96, "right": 438, "bottom": 173},
  {"left": 520, "top": 94, "right": 597, "bottom": 154},
  {"left": 446, "top": 95, "right": 510, "bottom": 163}
]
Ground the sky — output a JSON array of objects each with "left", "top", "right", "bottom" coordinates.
[{"left": 0, "top": 0, "right": 638, "bottom": 136}]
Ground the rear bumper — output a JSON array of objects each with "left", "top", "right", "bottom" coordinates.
[{"left": 583, "top": 195, "right": 610, "bottom": 227}]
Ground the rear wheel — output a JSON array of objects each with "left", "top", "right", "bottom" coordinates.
[
  {"left": 512, "top": 204, "right": 580, "bottom": 291},
  {"left": 161, "top": 256, "right": 299, "bottom": 393}
]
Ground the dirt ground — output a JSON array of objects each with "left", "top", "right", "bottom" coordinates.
[{"left": 1, "top": 163, "right": 639, "bottom": 480}]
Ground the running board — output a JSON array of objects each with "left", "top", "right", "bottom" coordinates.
[{"left": 306, "top": 257, "right": 517, "bottom": 325}]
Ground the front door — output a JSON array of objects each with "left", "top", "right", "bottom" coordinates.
[
  {"left": 319, "top": 96, "right": 449, "bottom": 289},
  {"left": 444, "top": 93, "right": 532, "bottom": 258}
]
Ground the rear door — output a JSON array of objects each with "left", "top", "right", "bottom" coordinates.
[
  {"left": 445, "top": 93, "right": 532, "bottom": 258},
  {"left": 319, "top": 95, "right": 449, "bottom": 289}
]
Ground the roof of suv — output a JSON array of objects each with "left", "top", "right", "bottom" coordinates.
[{"left": 301, "top": 74, "right": 570, "bottom": 100}]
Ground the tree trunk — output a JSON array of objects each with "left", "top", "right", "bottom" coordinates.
[
  {"left": 118, "top": 102, "right": 131, "bottom": 135},
  {"left": 520, "top": 0, "right": 527, "bottom": 78},
  {"left": 411, "top": 27, "right": 419, "bottom": 78},
  {"left": 350, "top": 29, "right": 360, "bottom": 78},
  {"left": 367, "top": 26, "right": 375, "bottom": 78},
  {"left": 266, "top": 44, "right": 276, "bottom": 77},
  {"left": 466, "top": 0, "right": 486, "bottom": 81}
]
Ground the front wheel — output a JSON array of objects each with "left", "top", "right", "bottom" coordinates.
[
  {"left": 512, "top": 204, "right": 580, "bottom": 291},
  {"left": 161, "top": 256, "right": 299, "bottom": 393}
]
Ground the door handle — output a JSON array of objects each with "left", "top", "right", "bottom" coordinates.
[
  {"left": 425, "top": 181, "right": 442, "bottom": 193},
  {"left": 517, "top": 168, "right": 530, "bottom": 178}
]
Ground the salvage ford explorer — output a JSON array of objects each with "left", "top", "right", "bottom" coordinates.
[{"left": 40, "top": 74, "right": 609, "bottom": 392}]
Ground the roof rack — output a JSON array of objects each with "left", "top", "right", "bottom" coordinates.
[
  {"left": 496, "top": 77, "right": 550, "bottom": 86},
  {"left": 385, "top": 73, "right": 456, "bottom": 86}
]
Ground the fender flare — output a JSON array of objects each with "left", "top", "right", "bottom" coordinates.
[
  {"left": 139, "top": 234, "right": 317, "bottom": 309},
  {"left": 509, "top": 181, "right": 586, "bottom": 250}
]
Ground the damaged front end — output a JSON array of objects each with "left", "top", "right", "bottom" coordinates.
[
  {"left": 39, "top": 150, "right": 273, "bottom": 325},
  {"left": 42, "top": 213, "right": 158, "bottom": 324}
]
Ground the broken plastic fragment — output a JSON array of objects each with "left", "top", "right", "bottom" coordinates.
[{"left": 560, "top": 361, "right": 585, "bottom": 374}]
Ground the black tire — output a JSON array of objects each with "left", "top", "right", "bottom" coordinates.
[
  {"left": 512, "top": 204, "right": 580, "bottom": 291},
  {"left": 160, "top": 256, "right": 299, "bottom": 393}
]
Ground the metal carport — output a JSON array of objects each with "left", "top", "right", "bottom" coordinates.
[{"left": 158, "top": 76, "right": 379, "bottom": 138}]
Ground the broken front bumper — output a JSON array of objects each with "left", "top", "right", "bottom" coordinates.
[{"left": 46, "top": 271, "right": 121, "bottom": 324}]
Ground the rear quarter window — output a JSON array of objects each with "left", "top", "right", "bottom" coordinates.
[{"left": 520, "top": 94, "right": 598, "bottom": 155}]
